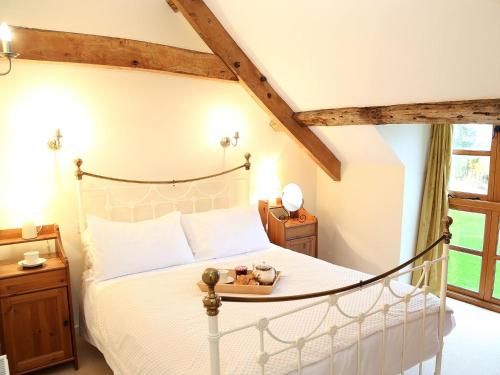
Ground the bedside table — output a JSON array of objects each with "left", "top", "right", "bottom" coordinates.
[
  {"left": 0, "top": 224, "right": 78, "bottom": 374},
  {"left": 259, "top": 201, "right": 318, "bottom": 257}
]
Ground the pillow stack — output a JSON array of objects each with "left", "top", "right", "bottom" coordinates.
[{"left": 83, "top": 206, "right": 270, "bottom": 281}]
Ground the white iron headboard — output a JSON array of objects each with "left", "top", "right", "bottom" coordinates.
[{"left": 75, "top": 153, "right": 252, "bottom": 238}]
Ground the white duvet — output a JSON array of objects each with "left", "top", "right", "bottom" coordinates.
[{"left": 82, "top": 246, "right": 455, "bottom": 375}]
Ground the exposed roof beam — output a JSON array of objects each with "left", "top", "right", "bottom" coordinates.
[
  {"left": 295, "top": 99, "right": 500, "bottom": 126},
  {"left": 12, "top": 26, "right": 237, "bottom": 81},
  {"left": 171, "top": 0, "right": 341, "bottom": 181},
  {"left": 166, "top": 0, "right": 179, "bottom": 12}
]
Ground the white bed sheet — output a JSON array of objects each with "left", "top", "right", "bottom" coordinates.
[{"left": 82, "top": 246, "right": 455, "bottom": 375}]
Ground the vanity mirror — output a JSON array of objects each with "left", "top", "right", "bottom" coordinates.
[{"left": 281, "top": 183, "right": 303, "bottom": 218}]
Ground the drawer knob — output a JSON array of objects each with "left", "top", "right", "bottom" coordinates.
[{"left": 63, "top": 319, "right": 70, "bottom": 327}]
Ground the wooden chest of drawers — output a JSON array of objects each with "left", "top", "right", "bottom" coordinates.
[
  {"left": 261, "top": 202, "right": 318, "bottom": 258},
  {"left": 0, "top": 224, "right": 78, "bottom": 374}
]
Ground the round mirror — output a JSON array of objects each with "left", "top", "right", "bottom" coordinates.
[{"left": 281, "top": 183, "right": 303, "bottom": 212}]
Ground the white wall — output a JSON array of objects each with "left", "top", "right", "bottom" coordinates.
[
  {"left": 313, "top": 125, "right": 430, "bottom": 276},
  {"left": 316, "top": 163, "right": 404, "bottom": 274},
  {"left": 313, "top": 126, "right": 405, "bottom": 274},
  {"left": 377, "top": 125, "right": 431, "bottom": 265}
]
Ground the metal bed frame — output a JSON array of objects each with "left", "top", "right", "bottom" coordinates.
[
  {"left": 74, "top": 154, "right": 452, "bottom": 375},
  {"left": 201, "top": 218, "right": 452, "bottom": 375}
]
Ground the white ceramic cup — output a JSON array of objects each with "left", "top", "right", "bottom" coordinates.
[
  {"left": 218, "top": 269, "right": 229, "bottom": 284},
  {"left": 24, "top": 251, "right": 39, "bottom": 265}
]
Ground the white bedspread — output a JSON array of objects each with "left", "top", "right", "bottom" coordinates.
[{"left": 82, "top": 246, "right": 455, "bottom": 375}]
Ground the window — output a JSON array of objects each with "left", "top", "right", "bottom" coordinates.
[
  {"left": 449, "top": 124, "right": 492, "bottom": 197},
  {"left": 448, "top": 209, "right": 484, "bottom": 293},
  {"left": 448, "top": 124, "right": 500, "bottom": 310}
]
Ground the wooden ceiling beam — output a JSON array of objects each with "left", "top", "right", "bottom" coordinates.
[
  {"left": 12, "top": 26, "right": 237, "bottom": 81},
  {"left": 171, "top": 0, "right": 341, "bottom": 181},
  {"left": 166, "top": 0, "right": 179, "bottom": 12},
  {"left": 295, "top": 99, "right": 500, "bottom": 126}
]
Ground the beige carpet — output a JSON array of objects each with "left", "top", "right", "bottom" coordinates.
[
  {"left": 34, "top": 298, "right": 498, "bottom": 374},
  {"left": 33, "top": 336, "right": 112, "bottom": 375}
]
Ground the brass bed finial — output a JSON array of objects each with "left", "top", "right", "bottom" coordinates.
[
  {"left": 202, "top": 268, "right": 221, "bottom": 316},
  {"left": 244, "top": 153, "right": 251, "bottom": 170},
  {"left": 75, "top": 158, "right": 83, "bottom": 180},
  {"left": 442, "top": 216, "right": 453, "bottom": 244}
]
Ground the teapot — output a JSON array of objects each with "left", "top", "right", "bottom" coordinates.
[{"left": 252, "top": 261, "right": 277, "bottom": 285}]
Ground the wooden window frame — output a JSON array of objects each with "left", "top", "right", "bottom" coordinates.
[
  {"left": 447, "top": 126, "right": 500, "bottom": 311},
  {"left": 449, "top": 125, "right": 498, "bottom": 201},
  {"left": 485, "top": 212, "right": 500, "bottom": 304},
  {"left": 447, "top": 203, "right": 490, "bottom": 299}
]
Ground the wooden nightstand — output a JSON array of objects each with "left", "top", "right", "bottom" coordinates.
[
  {"left": 259, "top": 201, "right": 318, "bottom": 257},
  {"left": 0, "top": 224, "right": 78, "bottom": 374}
]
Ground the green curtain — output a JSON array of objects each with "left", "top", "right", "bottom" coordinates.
[{"left": 412, "top": 124, "right": 452, "bottom": 294}]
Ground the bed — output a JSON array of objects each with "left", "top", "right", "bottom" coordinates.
[{"left": 74, "top": 155, "right": 455, "bottom": 375}]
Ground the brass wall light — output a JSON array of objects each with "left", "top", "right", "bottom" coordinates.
[
  {"left": 0, "top": 23, "right": 19, "bottom": 76},
  {"left": 48, "top": 129, "right": 63, "bottom": 151},
  {"left": 220, "top": 131, "right": 240, "bottom": 148}
]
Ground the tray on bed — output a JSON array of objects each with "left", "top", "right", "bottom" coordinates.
[{"left": 197, "top": 269, "right": 281, "bottom": 295}]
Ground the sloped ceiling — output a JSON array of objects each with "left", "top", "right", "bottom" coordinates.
[
  {"left": 5, "top": 0, "right": 498, "bottom": 109},
  {"left": 202, "top": 0, "right": 500, "bottom": 165},
  {"left": 2, "top": 0, "right": 499, "bottom": 164},
  {"left": 204, "top": 0, "right": 500, "bottom": 110}
]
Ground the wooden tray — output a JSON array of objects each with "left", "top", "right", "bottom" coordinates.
[{"left": 197, "top": 269, "right": 281, "bottom": 295}]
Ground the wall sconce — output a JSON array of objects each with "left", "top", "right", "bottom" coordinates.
[
  {"left": 48, "top": 129, "right": 63, "bottom": 151},
  {"left": 220, "top": 131, "right": 240, "bottom": 148},
  {"left": 0, "top": 23, "right": 19, "bottom": 76}
]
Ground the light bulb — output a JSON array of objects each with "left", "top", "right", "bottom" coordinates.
[
  {"left": 0, "top": 23, "right": 12, "bottom": 42},
  {"left": 0, "top": 23, "right": 12, "bottom": 54}
]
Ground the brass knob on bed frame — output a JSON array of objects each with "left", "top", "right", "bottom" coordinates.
[
  {"left": 202, "top": 268, "right": 221, "bottom": 317},
  {"left": 244, "top": 153, "right": 251, "bottom": 170},
  {"left": 74, "top": 158, "right": 84, "bottom": 180},
  {"left": 442, "top": 216, "right": 453, "bottom": 244}
]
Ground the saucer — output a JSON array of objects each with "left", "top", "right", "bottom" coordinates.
[
  {"left": 18, "top": 258, "right": 47, "bottom": 268},
  {"left": 219, "top": 276, "right": 234, "bottom": 284}
]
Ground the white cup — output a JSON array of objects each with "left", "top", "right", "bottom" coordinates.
[
  {"left": 22, "top": 221, "right": 38, "bottom": 240},
  {"left": 24, "top": 251, "right": 39, "bottom": 265},
  {"left": 218, "top": 269, "right": 229, "bottom": 284}
]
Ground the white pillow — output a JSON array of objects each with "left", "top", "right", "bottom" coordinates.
[
  {"left": 81, "top": 228, "right": 96, "bottom": 270},
  {"left": 181, "top": 206, "right": 270, "bottom": 261},
  {"left": 85, "top": 211, "right": 194, "bottom": 281}
]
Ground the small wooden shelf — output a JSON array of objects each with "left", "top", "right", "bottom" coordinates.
[
  {"left": 0, "top": 224, "right": 59, "bottom": 246},
  {"left": 0, "top": 255, "right": 65, "bottom": 280}
]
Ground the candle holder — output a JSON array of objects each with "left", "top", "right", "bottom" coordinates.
[{"left": 0, "top": 23, "right": 19, "bottom": 76}]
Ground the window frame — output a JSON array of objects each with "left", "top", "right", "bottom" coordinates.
[
  {"left": 447, "top": 125, "right": 500, "bottom": 312},
  {"left": 449, "top": 126, "right": 496, "bottom": 200},
  {"left": 447, "top": 203, "right": 490, "bottom": 299}
]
